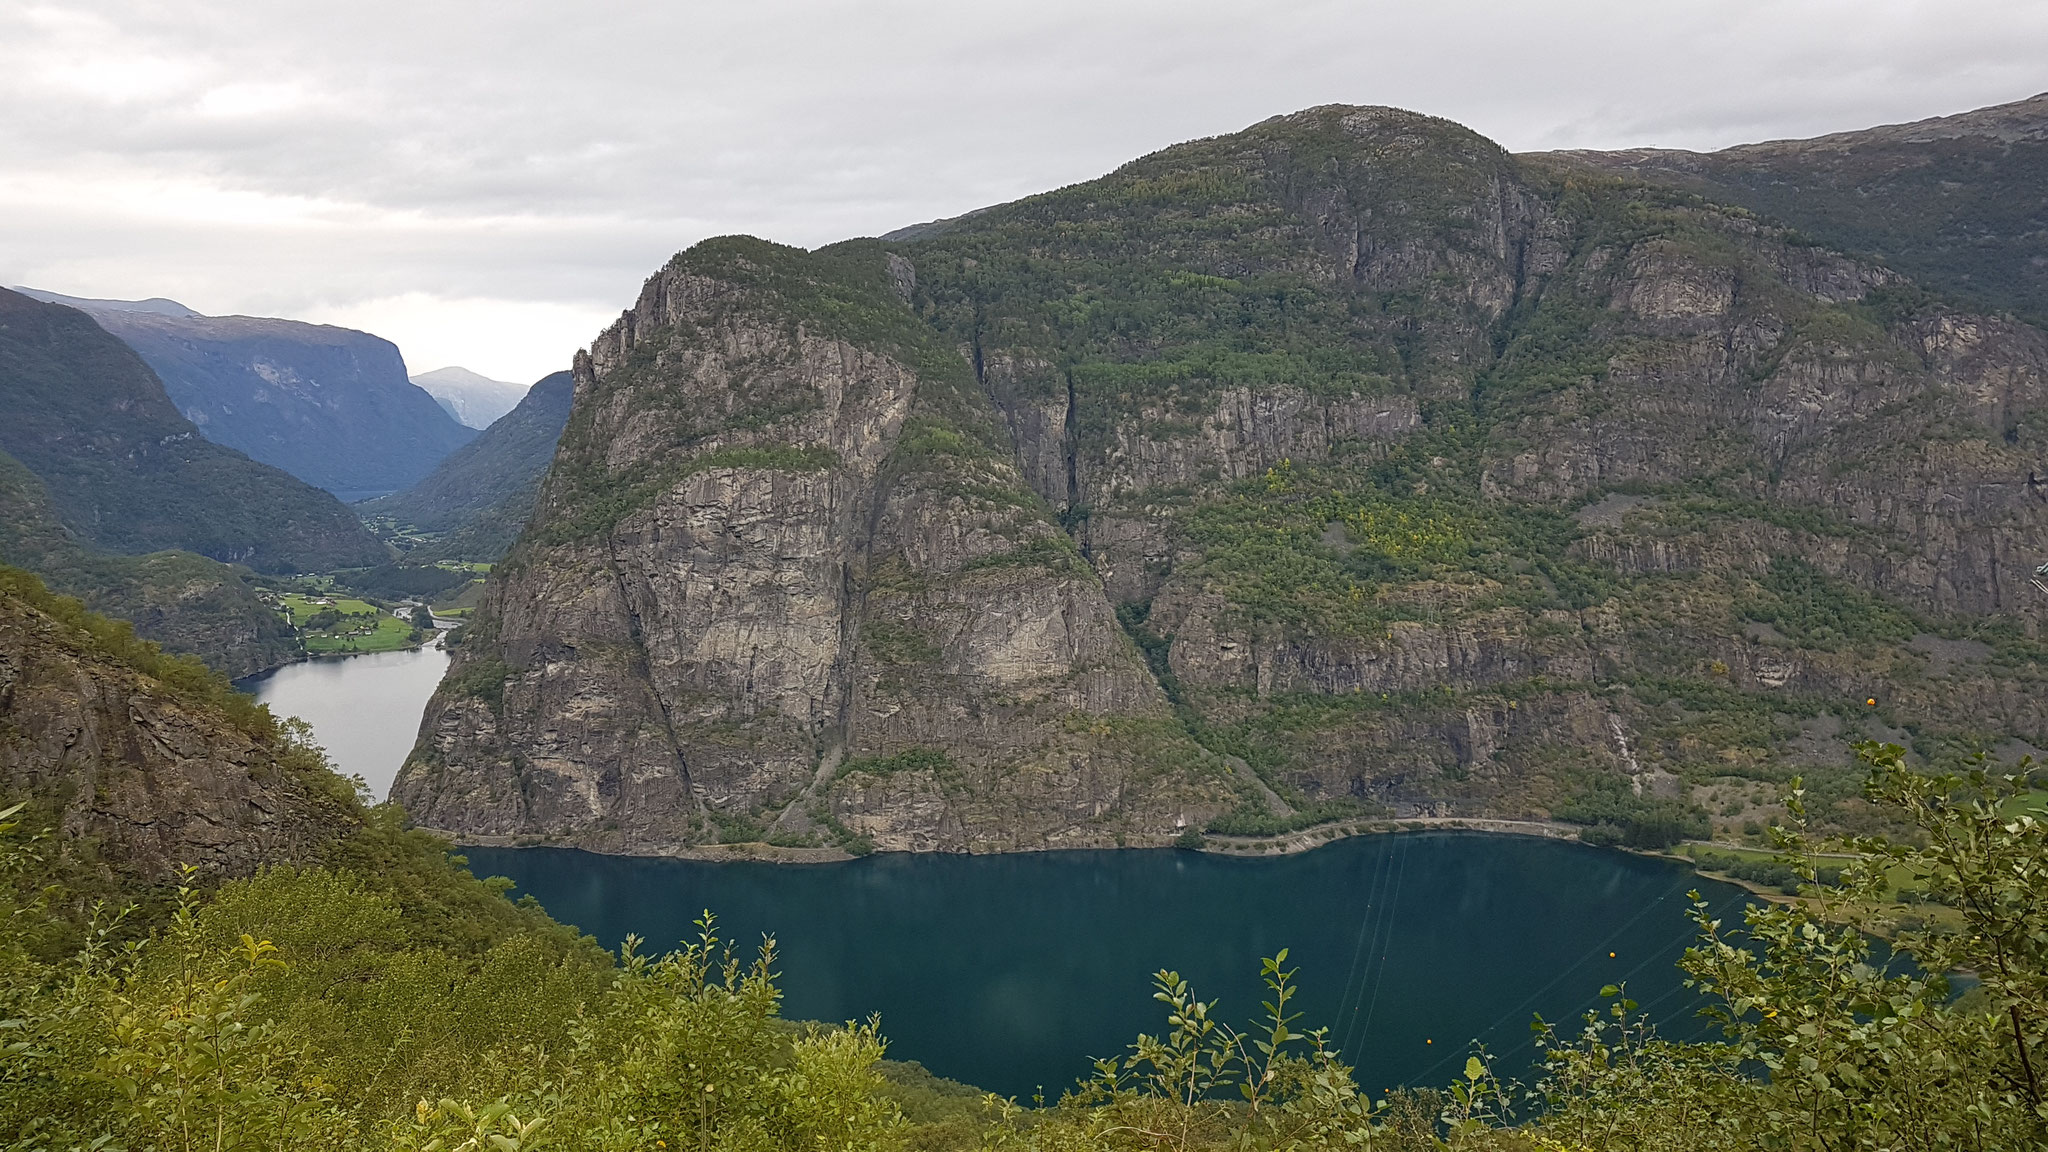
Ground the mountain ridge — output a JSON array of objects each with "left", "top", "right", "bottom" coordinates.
[
  {"left": 411, "top": 365, "right": 530, "bottom": 429},
  {"left": 40, "top": 296, "right": 476, "bottom": 500},
  {"left": 399, "top": 98, "right": 2048, "bottom": 855},
  {"left": 362, "top": 369, "right": 575, "bottom": 562}
]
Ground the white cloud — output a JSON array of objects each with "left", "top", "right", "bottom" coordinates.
[
  {"left": 300, "top": 294, "right": 611, "bottom": 384},
  {"left": 1, "top": 0, "right": 2044, "bottom": 381}
]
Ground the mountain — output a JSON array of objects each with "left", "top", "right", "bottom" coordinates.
[
  {"left": 394, "top": 241, "right": 1229, "bottom": 853},
  {"left": 0, "top": 288, "right": 387, "bottom": 575},
  {"left": 19, "top": 291, "right": 477, "bottom": 501},
  {"left": 411, "top": 365, "right": 531, "bottom": 429},
  {"left": 0, "top": 566, "right": 357, "bottom": 878},
  {"left": 1531, "top": 91, "right": 2048, "bottom": 322},
  {"left": 0, "top": 450, "right": 295, "bottom": 677},
  {"left": 359, "top": 370, "right": 574, "bottom": 561},
  {"left": 398, "top": 102, "right": 2048, "bottom": 856},
  {"left": 9, "top": 287, "right": 199, "bottom": 317}
]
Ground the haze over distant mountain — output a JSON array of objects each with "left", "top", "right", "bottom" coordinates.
[
  {"left": 0, "top": 450, "right": 295, "bottom": 676},
  {"left": 0, "top": 288, "right": 386, "bottom": 572},
  {"left": 10, "top": 287, "right": 199, "bottom": 318},
  {"left": 1533, "top": 90, "right": 2048, "bottom": 322},
  {"left": 15, "top": 289, "right": 476, "bottom": 501},
  {"left": 410, "top": 365, "right": 531, "bottom": 429},
  {"left": 360, "top": 369, "right": 573, "bottom": 561},
  {"left": 0, "top": 287, "right": 390, "bottom": 672}
]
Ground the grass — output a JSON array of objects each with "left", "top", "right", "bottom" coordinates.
[{"left": 275, "top": 592, "right": 423, "bottom": 654}]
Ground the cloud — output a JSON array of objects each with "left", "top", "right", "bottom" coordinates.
[{"left": 2, "top": 0, "right": 2043, "bottom": 381}]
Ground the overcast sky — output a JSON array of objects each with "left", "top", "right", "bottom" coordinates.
[{"left": 3, "top": 1, "right": 2043, "bottom": 383}]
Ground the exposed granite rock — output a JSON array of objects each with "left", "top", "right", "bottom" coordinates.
[
  {"left": 0, "top": 571, "right": 356, "bottom": 878},
  {"left": 404, "top": 102, "right": 2048, "bottom": 852},
  {"left": 394, "top": 240, "right": 1228, "bottom": 853}
]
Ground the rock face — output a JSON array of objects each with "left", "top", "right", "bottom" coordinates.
[
  {"left": 47, "top": 296, "right": 477, "bottom": 501},
  {"left": 360, "top": 370, "right": 575, "bottom": 562},
  {"left": 1531, "top": 90, "right": 2048, "bottom": 322},
  {"left": 394, "top": 242, "right": 1226, "bottom": 852},
  {"left": 0, "top": 569, "right": 356, "bottom": 878},
  {"left": 402, "top": 102, "right": 2048, "bottom": 853},
  {"left": 0, "top": 289, "right": 388, "bottom": 575}
]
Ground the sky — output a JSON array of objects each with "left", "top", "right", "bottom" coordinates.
[{"left": 3, "top": 1, "right": 2044, "bottom": 384}]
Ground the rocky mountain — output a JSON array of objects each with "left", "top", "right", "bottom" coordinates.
[
  {"left": 0, "top": 450, "right": 295, "bottom": 677},
  {"left": 399, "top": 101, "right": 2048, "bottom": 855},
  {"left": 0, "top": 565, "right": 357, "bottom": 878},
  {"left": 0, "top": 288, "right": 387, "bottom": 575},
  {"left": 1532, "top": 90, "right": 2048, "bottom": 322},
  {"left": 412, "top": 365, "right": 531, "bottom": 429},
  {"left": 395, "top": 242, "right": 1229, "bottom": 853},
  {"left": 360, "top": 370, "right": 575, "bottom": 562},
  {"left": 18, "top": 290, "right": 477, "bottom": 501}
]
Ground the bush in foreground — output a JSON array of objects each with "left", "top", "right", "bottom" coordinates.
[{"left": 1, "top": 742, "right": 2043, "bottom": 1149}]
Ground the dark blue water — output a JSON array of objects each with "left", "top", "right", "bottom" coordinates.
[{"left": 463, "top": 833, "right": 1753, "bottom": 1099}]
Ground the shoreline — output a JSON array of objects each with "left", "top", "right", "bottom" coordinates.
[{"left": 439, "top": 814, "right": 1589, "bottom": 866}]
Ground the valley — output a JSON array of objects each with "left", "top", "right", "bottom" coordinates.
[{"left": 4, "top": 76, "right": 2048, "bottom": 1150}]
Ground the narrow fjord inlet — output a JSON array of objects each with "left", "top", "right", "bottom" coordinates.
[
  {"left": 467, "top": 835, "right": 1752, "bottom": 1097},
  {"left": 6, "top": 11, "right": 2048, "bottom": 1145}
]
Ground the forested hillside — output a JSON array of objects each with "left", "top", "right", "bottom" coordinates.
[
  {"left": 362, "top": 369, "right": 576, "bottom": 562},
  {"left": 1535, "top": 90, "right": 2048, "bottom": 322}
]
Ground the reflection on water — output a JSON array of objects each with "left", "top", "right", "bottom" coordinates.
[
  {"left": 239, "top": 645, "right": 450, "bottom": 800},
  {"left": 466, "top": 833, "right": 1754, "bottom": 1098}
]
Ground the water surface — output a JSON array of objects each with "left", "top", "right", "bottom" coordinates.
[
  {"left": 239, "top": 644, "right": 450, "bottom": 799},
  {"left": 466, "top": 833, "right": 1751, "bottom": 1098}
]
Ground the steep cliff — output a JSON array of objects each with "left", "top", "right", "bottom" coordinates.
[
  {"left": 403, "top": 103, "right": 2048, "bottom": 852},
  {"left": 0, "top": 566, "right": 357, "bottom": 878},
  {"left": 394, "top": 241, "right": 1226, "bottom": 852},
  {"left": 45, "top": 296, "right": 477, "bottom": 501},
  {"left": 0, "top": 288, "right": 388, "bottom": 574}
]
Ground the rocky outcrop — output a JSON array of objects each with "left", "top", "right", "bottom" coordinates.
[
  {"left": 403, "top": 101, "right": 2048, "bottom": 852},
  {"left": 1529, "top": 90, "right": 2048, "bottom": 322},
  {"left": 394, "top": 240, "right": 1227, "bottom": 853},
  {"left": 0, "top": 569, "right": 356, "bottom": 878}
]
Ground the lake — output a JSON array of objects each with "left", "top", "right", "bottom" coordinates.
[
  {"left": 464, "top": 833, "right": 1754, "bottom": 1099},
  {"left": 238, "top": 644, "right": 450, "bottom": 800}
]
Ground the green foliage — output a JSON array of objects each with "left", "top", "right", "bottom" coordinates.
[
  {"left": 441, "top": 658, "right": 512, "bottom": 709},
  {"left": 1739, "top": 557, "right": 1916, "bottom": 650},
  {"left": 837, "top": 748, "right": 956, "bottom": 782},
  {"left": 0, "top": 564, "right": 279, "bottom": 739},
  {"left": 5, "top": 755, "right": 2047, "bottom": 1149},
  {"left": 1555, "top": 776, "right": 1711, "bottom": 849},
  {"left": 1685, "top": 848, "right": 1843, "bottom": 896},
  {"left": 1203, "top": 799, "right": 1377, "bottom": 838}
]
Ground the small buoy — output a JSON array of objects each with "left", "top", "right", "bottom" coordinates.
[
  {"left": 1426, "top": 1038, "right": 1432, "bottom": 1045},
  {"left": 1609, "top": 951, "right": 1616, "bottom": 958},
  {"left": 1866, "top": 698, "right": 1877, "bottom": 706}
]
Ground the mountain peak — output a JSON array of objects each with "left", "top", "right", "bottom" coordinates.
[
  {"left": 410, "top": 365, "right": 532, "bottom": 430},
  {"left": 11, "top": 286, "right": 199, "bottom": 318}
]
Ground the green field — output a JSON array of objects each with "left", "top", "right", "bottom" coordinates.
[{"left": 275, "top": 592, "right": 423, "bottom": 654}]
